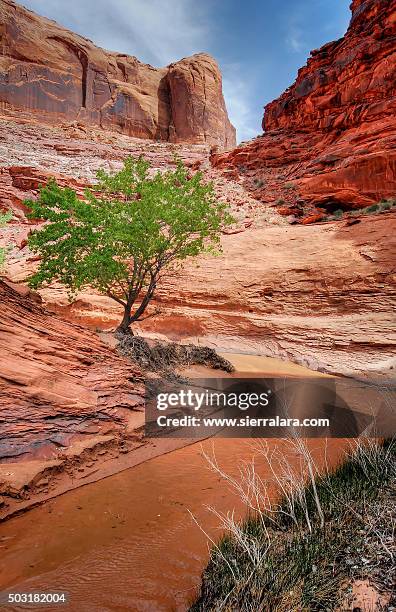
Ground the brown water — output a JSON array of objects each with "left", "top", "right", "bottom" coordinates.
[
  {"left": 0, "top": 437, "right": 349, "bottom": 612},
  {"left": 0, "top": 356, "right": 347, "bottom": 611}
]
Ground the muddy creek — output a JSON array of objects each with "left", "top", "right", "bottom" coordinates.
[{"left": 0, "top": 356, "right": 349, "bottom": 611}]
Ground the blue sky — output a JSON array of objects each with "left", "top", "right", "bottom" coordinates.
[{"left": 21, "top": 0, "right": 351, "bottom": 143}]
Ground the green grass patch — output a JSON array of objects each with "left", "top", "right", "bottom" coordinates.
[{"left": 191, "top": 440, "right": 395, "bottom": 611}]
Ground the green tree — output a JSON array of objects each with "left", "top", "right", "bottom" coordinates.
[
  {"left": 0, "top": 211, "right": 12, "bottom": 269},
  {"left": 27, "top": 156, "right": 233, "bottom": 333}
]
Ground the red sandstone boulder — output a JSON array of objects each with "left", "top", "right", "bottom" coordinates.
[
  {"left": 278, "top": 206, "right": 303, "bottom": 217},
  {"left": 301, "top": 213, "right": 325, "bottom": 225}
]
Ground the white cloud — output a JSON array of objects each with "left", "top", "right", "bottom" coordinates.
[
  {"left": 100, "top": 0, "right": 210, "bottom": 66},
  {"left": 284, "top": 0, "right": 350, "bottom": 55},
  {"left": 286, "top": 26, "right": 305, "bottom": 53},
  {"left": 222, "top": 68, "right": 261, "bottom": 143},
  {"left": 284, "top": 13, "right": 306, "bottom": 55},
  {"left": 21, "top": 0, "right": 209, "bottom": 66}
]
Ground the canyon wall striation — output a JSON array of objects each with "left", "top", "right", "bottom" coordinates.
[
  {"left": 213, "top": 0, "right": 396, "bottom": 216},
  {"left": 0, "top": 279, "right": 145, "bottom": 462},
  {"left": 10, "top": 212, "right": 392, "bottom": 380},
  {"left": 0, "top": 0, "right": 235, "bottom": 148}
]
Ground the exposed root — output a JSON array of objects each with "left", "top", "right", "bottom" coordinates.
[{"left": 116, "top": 333, "right": 234, "bottom": 381}]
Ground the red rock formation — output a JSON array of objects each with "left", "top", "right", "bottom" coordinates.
[
  {"left": 0, "top": 117, "right": 274, "bottom": 231},
  {"left": 1, "top": 115, "right": 394, "bottom": 379},
  {"left": 263, "top": 0, "right": 396, "bottom": 134},
  {"left": 167, "top": 54, "right": 236, "bottom": 147},
  {"left": 141, "top": 211, "right": 396, "bottom": 378},
  {"left": 0, "top": 0, "right": 235, "bottom": 148},
  {"left": 0, "top": 280, "right": 145, "bottom": 463},
  {"left": 6, "top": 208, "right": 394, "bottom": 379},
  {"left": 213, "top": 0, "right": 396, "bottom": 215},
  {"left": 0, "top": 164, "right": 88, "bottom": 219}
]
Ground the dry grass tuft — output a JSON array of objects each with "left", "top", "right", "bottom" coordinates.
[{"left": 191, "top": 438, "right": 395, "bottom": 611}]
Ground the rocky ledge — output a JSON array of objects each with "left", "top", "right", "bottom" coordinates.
[{"left": 0, "top": 280, "right": 146, "bottom": 518}]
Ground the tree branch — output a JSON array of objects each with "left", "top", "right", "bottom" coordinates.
[
  {"left": 106, "top": 291, "right": 127, "bottom": 307},
  {"left": 130, "top": 269, "right": 158, "bottom": 322}
]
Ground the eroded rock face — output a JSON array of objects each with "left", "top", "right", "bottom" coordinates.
[
  {"left": 0, "top": 0, "right": 235, "bottom": 148},
  {"left": 5, "top": 206, "right": 394, "bottom": 378},
  {"left": 167, "top": 54, "right": 236, "bottom": 149},
  {"left": 71, "top": 213, "right": 396, "bottom": 379},
  {"left": 0, "top": 117, "right": 278, "bottom": 232},
  {"left": 263, "top": 0, "right": 395, "bottom": 134},
  {"left": 0, "top": 0, "right": 394, "bottom": 400},
  {"left": 0, "top": 280, "right": 145, "bottom": 462},
  {"left": 0, "top": 116, "right": 394, "bottom": 379},
  {"left": 213, "top": 0, "right": 396, "bottom": 213}
]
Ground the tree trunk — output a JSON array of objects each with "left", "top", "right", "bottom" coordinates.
[
  {"left": 115, "top": 273, "right": 158, "bottom": 334},
  {"left": 116, "top": 306, "right": 133, "bottom": 335}
]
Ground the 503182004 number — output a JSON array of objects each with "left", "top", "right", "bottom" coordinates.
[{"left": 0, "top": 592, "right": 69, "bottom": 606}]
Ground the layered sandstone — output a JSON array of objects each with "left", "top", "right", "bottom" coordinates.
[
  {"left": 213, "top": 0, "right": 396, "bottom": 215},
  {"left": 0, "top": 280, "right": 145, "bottom": 463},
  {"left": 0, "top": 0, "right": 235, "bottom": 148},
  {"left": 0, "top": 0, "right": 394, "bottom": 527},
  {"left": 1, "top": 113, "right": 394, "bottom": 379},
  {"left": 263, "top": 0, "right": 395, "bottom": 134},
  {"left": 0, "top": 117, "right": 280, "bottom": 230},
  {"left": 19, "top": 213, "right": 394, "bottom": 379},
  {"left": 3, "top": 194, "right": 395, "bottom": 378}
]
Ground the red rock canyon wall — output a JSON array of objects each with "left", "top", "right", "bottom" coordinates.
[
  {"left": 0, "top": 0, "right": 236, "bottom": 148},
  {"left": 213, "top": 0, "right": 396, "bottom": 215}
]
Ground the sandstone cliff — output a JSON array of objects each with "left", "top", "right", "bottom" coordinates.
[
  {"left": 0, "top": 280, "right": 145, "bottom": 463},
  {"left": 0, "top": 0, "right": 394, "bottom": 447},
  {"left": 1, "top": 116, "right": 395, "bottom": 379},
  {"left": 263, "top": 0, "right": 395, "bottom": 134},
  {"left": 0, "top": 0, "right": 394, "bottom": 525},
  {"left": 0, "top": 0, "right": 235, "bottom": 148},
  {"left": 213, "top": 0, "right": 396, "bottom": 214}
]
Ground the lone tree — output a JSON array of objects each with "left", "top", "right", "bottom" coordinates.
[{"left": 27, "top": 156, "right": 233, "bottom": 333}]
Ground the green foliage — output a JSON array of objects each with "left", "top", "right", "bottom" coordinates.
[
  {"left": 284, "top": 181, "right": 296, "bottom": 190},
  {"left": 350, "top": 199, "right": 396, "bottom": 217},
  {"left": 380, "top": 201, "right": 391, "bottom": 211},
  {"left": 0, "top": 211, "right": 12, "bottom": 269},
  {"left": 317, "top": 197, "right": 396, "bottom": 222},
  {"left": 377, "top": 199, "right": 395, "bottom": 212},
  {"left": 26, "top": 156, "right": 233, "bottom": 330},
  {"left": 192, "top": 441, "right": 395, "bottom": 612}
]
